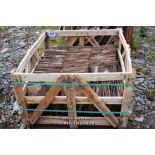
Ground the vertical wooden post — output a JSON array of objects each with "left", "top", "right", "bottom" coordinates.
[
  {"left": 114, "top": 35, "right": 120, "bottom": 50},
  {"left": 65, "top": 26, "right": 73, "bottom": 30},
  {"left": 119, "top": 76, "right": 134, "bottom": 128},
  {"left": 45, "top": 32, "right": 50, "bottom": 49},
  {"left": 65, "top": 86, "right": 78, "bottom": 129},
  {"left": 125, "top": 26, "right": 133, "bottom": 45},
  {"left": 11, "top": 70, "right": 29, "bottom": 127},
  {"left": 64, "top": 75, "right": 78, "bottom": 129},
  {"left": 14, "top": 84, "right": 30, "bottom": 126},
  {"left": 79, "top": 37, "right": 85, "bottom": 46}
]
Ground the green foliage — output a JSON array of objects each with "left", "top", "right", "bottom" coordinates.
[
  {"left": 131, "top": 39, "right": 141, "bottom": 50},
  {"left": 33, "top": 26, "right": 67, "bottom": 47},
  {"left": 56, "top": 37, "right": 67, "bottom": 47},
  {"left": 139, "top": 26, "right": 149, "bottom": 38},
  {"left": 33, "top": 26, "right": 59, "bottom": 30},
  {"left": 148, "top": 53, "right": 155, "bottom": 62}
]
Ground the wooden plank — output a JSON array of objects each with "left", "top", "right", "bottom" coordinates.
[
  {"left": 119, "top": 77, "right": 134, "bottom": 128},
  {"left": 117, "top": 50, "right": 126, "bottom": 72},
  {"left": 30, "top": 75, "right": 65, "bottom": 125},
  {"left": 86, "top": 36, "right": 100, "bottom": 47},
  {"left": 118, "top": 29, "right": 132, "bottom": 72},
  {"left": 48, "top": 29, "right": 119, "bottom": 36},
  {"left": 125, "top": 26, "right": 133, "bottom": 44},
  {"left": 76, "top": 74, "right": 119, "bottom": 127},
  {"left": 36, "top": 116, "right": 117, "bottom": 126},
  {"left": 45, "top": 34, "right": 50, "bottom": 49},
  {"left": 14, "top": 72, "right": 134, "bottom": 82},
  {"left": 14, "top": 85, "right": 29, "bottom": 126},
  {"left": 66, "top": 36, "right": 78, "bottom": 46},
  {"left": 79, "top": 37, "right": 85, "bottom": 46},
  {"left": 114, "top": 35, "right": 119, "bottom": 49},
  {"left": 25, "top": 96, "right": 123, "bottom": 104},
  {"left": 65, "top": 86, "right": 78, "bottom": 128},
  {"left": 16, "top": 32, "right": 46, "bottom": 73}
]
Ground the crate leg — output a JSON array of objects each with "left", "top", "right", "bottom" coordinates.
[
  {"left": 14, "top": 85, "right": 30, "bottom": 127},
  {"left": 119, "top": 79, "right": 133, "bottom": 128},
  {"left": 45, "top": 33, "right": 50, "bottom": 49},
  {"left": 65, "top": 86, "right": 78, "bottom": 129}
]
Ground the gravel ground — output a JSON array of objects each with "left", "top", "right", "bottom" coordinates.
[
  {"left": 0, "top": 27, "right": 41, "bottom": 128},
  {"left": 128, "top": 27, "right": 155, "bottom": 128},
  {"left": 0, "top": 26, "right": 155, "bottom": 129}
]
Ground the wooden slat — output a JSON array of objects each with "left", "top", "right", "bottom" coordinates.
[
  {"left": 76, "top": 74, "right": 119, "bottom": 127},
  {"left": 120, "top": 77, "right": 133, "bottom": 128},
  {"left": 79, "top": 37, "right": 85, "bottom": 46},
  {"left": 66, "top": 36, "right": 78, "bottom": 46},
  {"left": 36, "top": 116, "right": 116, "bottom": 126},
  {"left": 118, "top": 29, "right": 132, "bottom": 72},
  {"left": 65, "top": 86, "right": 78, "bottom": 128},
  {"left": 16, "top": 32, "right": 46, "bottom": 73},
  {"left": 117, "top": 50, "right": 126, "bottom": 72},
  {"left": 86, "top": 36, "right": 100, "bottom": 47},
  {"left": 14, "top": 85, "right": 29, "bottom": 125},
  {"left": 48, "top": 29, "right": 119, "bottom": 36},
  {"left": 30, "top": 75, "right": 65, "bottom": 125},
  {"left": 114, "top": 35, "right": 119, "bottom": 49},
  {"left": 25, "top": 96, "right": 123, "bottom": 104},
  {"left": 14, "top": 72, "right": 134, "bottom": 82},
  {"left": 45, "top": 35, "right": 50, "bottom": 49}
]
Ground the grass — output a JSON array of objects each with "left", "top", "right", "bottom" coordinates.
[
  {"left": 33, "top": 26, "right": 59, "bottom": 31},
  {"left": 33, "top": 26, "right": 67, "bottom": 46},
  {"left": 131, "top": 39, "right": 141, "bottom": 50},
  {"left": 131, "top": 26, "right": 149, "bottom": 50},
  {"left": 139, "top": 27, "right": 149, "bottom": 38}
]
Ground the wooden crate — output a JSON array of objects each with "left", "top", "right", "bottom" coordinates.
[{"left": 11, "top": 28, "right": 135, "bottom": 128}]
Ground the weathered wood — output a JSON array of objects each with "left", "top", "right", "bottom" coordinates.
[
  {"left": 125, "top": 26, "right": 133, "bottom": 44},
  {"left": 118, "top": 29, "right": 132, "bottom": 72},
  {"left": 114, "top": 35, "right": 119, "bottom": 49},
  {"left": 65, "top": 85, "right": 78, "bottom": 129},
  {"left": 76, "top": 74, "right": 119, "bottom": 127},
  {"left": 86, "top": 36, "right": 100, "bottom": 47},
  {"left": 89, "top": 45, "right": 117, "bottom": 72},
  {"left": 48, "top": 29, "right": 119, "bottom": 37},
  {"left": 79, "top": 37, "right": 85, "bottom": 46},
  {"left": 45, "top": 34, "right": 50, "bottom": 49},
  {"left": 66, "top": 36, "right": 78, "bottom": 46},
  {"left": 12, "top": 28, "right": 134, "bottom": 128},
  {"left": 14, "top": 72, "right": 134, "bottom": 82},
  {"left": 30, "top": 75, "right": 65, "bottom": 125},
  {"left": 119, "top": 76, "right": 134, "bottom": 128},
  {"left": 25, "top": 96, "right": 123, "bottom": 104},
  {"left": 36, "top": 116, "right": 117, "bottom": 126},
  {"left": 16, "top": 32, "right": 46, "bottom": 73},
  {"left": 117, "top": 50, "right": 126, "bottom": 72},
  {"left": 14, "top": 85, "right": 29, "bottom": 126}
]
